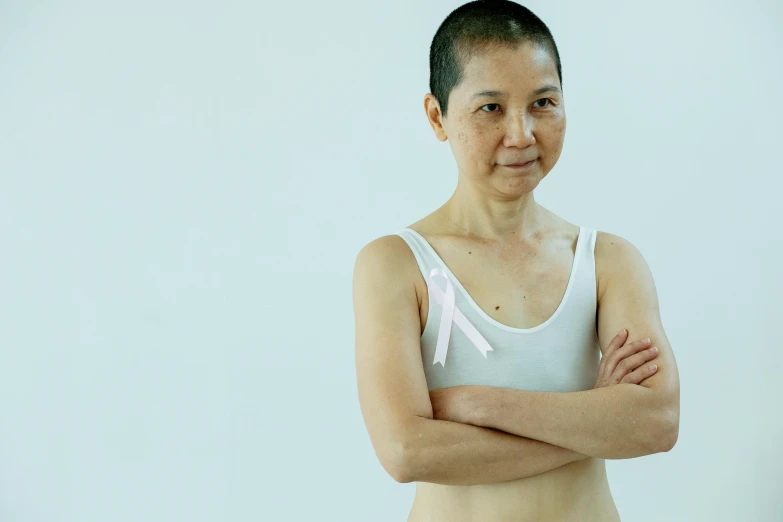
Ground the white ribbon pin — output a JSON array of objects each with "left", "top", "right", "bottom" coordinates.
[{"left": 428, "top": 267, "right": 494, "bottom": 367}]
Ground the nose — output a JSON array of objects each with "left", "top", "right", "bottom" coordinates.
[{"left": 503, "top": 111, "right": 536, "bottom": 147}]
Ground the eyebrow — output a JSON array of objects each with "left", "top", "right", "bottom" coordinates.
[{"left": 470, "top": 85, "right": 561, "bottom": 99}]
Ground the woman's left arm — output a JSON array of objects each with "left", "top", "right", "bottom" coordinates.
[
  {"left": 468, "top": 382, "right": 672, "bottom": 460},
  {"left": 449, "top": 233, "right": 680, "bottom": 460}
]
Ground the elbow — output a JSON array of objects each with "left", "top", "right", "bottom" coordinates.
[
  {"left": 392, "top": 454, "right": 413, "bottom": 483},
  {"left": 662, "top": 417, "right": 679, "bottom": 452},
  {"left": 390, "top": 419, "right": 428, "bottom": 483},
  {"left": 648, "top": 385, "right": 679, "bottom": 454},
  {"left": 374, "top": 437, "right": 410, "bottom": 483},
  {"left": 370, "top": 429, "right": 413, "bottom": 483},
  {"left": 653, "top": 409, "right": 679, "bottom": 453},
  {"left": 382, "top": 424, "right": 418, "bottom": 483},
  {"left": 388, "top": 440, "right": 415, "bottom": 483},
  {"left": 661, "top": 397, "right": 680, "bottom": 452},
  {"left": 386, "top": 415, "right": 430, "bottom": 482},
  {"left": 655, "top": 427, "right": 678, "bottom": 453}
]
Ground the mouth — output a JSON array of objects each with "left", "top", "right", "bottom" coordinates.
[{"left": 503, "top": 159, "right": 537, "bottom": 168}]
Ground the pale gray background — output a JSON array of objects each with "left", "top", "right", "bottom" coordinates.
[{"left": 1, "top": 1, "right": 781, "bottom": 521}]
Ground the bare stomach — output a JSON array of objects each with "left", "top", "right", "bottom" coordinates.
[{"left": 406, "top": 457, "right": 621, "bottom": 522}]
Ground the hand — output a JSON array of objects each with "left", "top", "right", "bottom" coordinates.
[
  {"left": 593, "top": 329, "right": 660, "bottom": 389},
  {"left": 428, "top": 385, "right": 483, "bottom": 425}
]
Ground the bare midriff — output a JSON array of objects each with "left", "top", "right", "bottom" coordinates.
[{"left": 406, "top": 457, "right": 621, "bottom": 522}]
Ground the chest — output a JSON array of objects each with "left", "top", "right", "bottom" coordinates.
[{"left": 415, "top": 233, "right": 603, "bottom": 334}]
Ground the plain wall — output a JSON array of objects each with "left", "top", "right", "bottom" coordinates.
[{"left": 1, "top": 1, "right": 781, "bottom": 521}]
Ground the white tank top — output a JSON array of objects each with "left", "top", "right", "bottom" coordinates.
[{"left": 395, "top": 226, "right": 600, "bottom": 392}]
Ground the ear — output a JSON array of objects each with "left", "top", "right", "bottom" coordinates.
[{"left": 424, "top": 93, "right": 448, "bottom": 142}]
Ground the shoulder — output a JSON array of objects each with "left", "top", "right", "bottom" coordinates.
[
  {"left": 594, "top": 230, "right": 650, "bottom": 304},
  {"left": 353, "top": 234, "right": 423, "bottom": 298},
  {"left": 354, "top": 234, "right": 416, "bottom": 274},
  {"left": 595, "top": 230, "right": 635, "bottom": 258}
]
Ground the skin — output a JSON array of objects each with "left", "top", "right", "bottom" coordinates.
[
  {"left": 419, "top": 40, "right": 569, "bottom": 423},
  {"left": 419, "top": 43, "right": 664, "bottom": 432},
  {"left": 430, "top": 333, "right": 662, "bottom": 426},
  {"left": 404, "top": 41, "right": 627, "bottom": 521},
  {"left": 423, "top": 41, "right": 566, "bottom": 246}
]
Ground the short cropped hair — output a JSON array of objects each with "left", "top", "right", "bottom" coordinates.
[{"left": 429, "top": 0, "right": 562, "bottom": 119}]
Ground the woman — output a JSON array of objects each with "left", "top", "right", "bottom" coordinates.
[{"left": 353, "top": 2, "right": 680, "bottom": 520}]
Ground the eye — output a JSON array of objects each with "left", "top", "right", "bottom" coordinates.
[{"left": 480, "top": 99, "right": 554, "bottom": 113}]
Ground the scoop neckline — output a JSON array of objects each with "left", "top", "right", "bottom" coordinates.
[{"left": 402, "top": 226, "right": 585, "bottom": 334}]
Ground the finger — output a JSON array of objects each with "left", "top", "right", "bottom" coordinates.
[
  {"left": 617, "top": 346, "right": 658, "bottom": 372},
  {"left": 604, "top": 329, "right": 628, "bottom": 358},
  {"left": 600, "top": 329, "right": 629, "bottom": 372},
  {"left": 613, "top": 346, "right": 659, "bottom": 381},
  {"left": 607, "top": 337, "right": 653, "bottom": 371},
  {"left": 616, "top": 337, "right": 653, "bottom": 360},
  {"left": 620, "top": 362, "right": 658, "bottom": 384}
]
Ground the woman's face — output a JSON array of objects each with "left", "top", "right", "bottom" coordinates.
[{"left": 425, "top": 42, "right": 566, "bottom": 195}]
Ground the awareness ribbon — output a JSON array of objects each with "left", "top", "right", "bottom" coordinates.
[{"left": 428, "top": 267, "right": 494, "bottom": 367}]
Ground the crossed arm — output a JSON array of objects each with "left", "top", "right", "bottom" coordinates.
[
  {"left": 402, "top": 233, "right": 680, "bottom": 481},
  {"left": 400, "top": 382, "right": 668, "bottom": 484},
  {"left": 469, "top": 381, "right": 675, "bottom": 460},
  {"left": 402, "top": 378, "right": 675, "bottom": 484},
  {"left": 475, "top": 234, "right": 679, "bottom": 458}
]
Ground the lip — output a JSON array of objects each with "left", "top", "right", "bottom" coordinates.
[{"left": 504, "top": 159, "right": 536, "bottom": 168}]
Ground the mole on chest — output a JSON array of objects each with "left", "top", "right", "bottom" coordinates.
[{"left": 420, "top": 270, "right": 570, "bottom": 332}]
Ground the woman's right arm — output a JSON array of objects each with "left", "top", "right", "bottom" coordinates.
[{"left": 353, "top": 235, "right": 587, "bottom": 486}]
